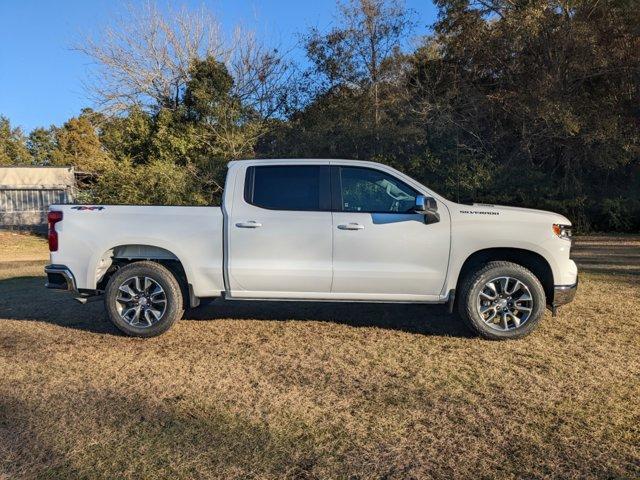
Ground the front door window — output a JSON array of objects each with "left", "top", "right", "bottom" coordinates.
[{"left": 339, "top": 166, "right": 418, "bottom": 213}]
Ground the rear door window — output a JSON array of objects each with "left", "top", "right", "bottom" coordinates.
[{"left": 245, "top": 165, "right": 330, "bottom": 211}]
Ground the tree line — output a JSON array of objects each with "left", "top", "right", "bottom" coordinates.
[{"left": 1, "top": 0, "right": 638, "bottom": 232}]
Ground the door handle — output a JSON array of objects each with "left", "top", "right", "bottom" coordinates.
[
  {"left": 236, "top": 221, "right": 262, "bottom": 228},
  {"left": 337, "top": 223, "right": 364, "bottom": 230}
]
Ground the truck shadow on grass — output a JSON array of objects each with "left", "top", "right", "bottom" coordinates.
[
  {"left": 0, "top": 276, "right": 114, "bottom": 334},
  {"left": 0, "top": 275, "right": 472, "bottom": 338},
  {"left": 189, "top": 298, "right": 472, "bottom": 337}
]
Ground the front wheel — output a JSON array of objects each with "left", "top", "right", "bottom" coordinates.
[
  {"left": 104, "top": 261, "right": 183, "bottom": 337},
  {"left": 458, "top": 261, "right": 546, "bottom": 340}
]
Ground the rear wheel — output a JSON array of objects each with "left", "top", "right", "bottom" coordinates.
[
  {"left": 458, "top": 261, "right": 546, "bottom": 340},
  {"left": 105, "top": 261, "right": 183, "bottom": 337}
]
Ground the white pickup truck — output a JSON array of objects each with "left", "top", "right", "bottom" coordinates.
[{"left": 45, "top": 159, "right": 578, "bottom": 339}]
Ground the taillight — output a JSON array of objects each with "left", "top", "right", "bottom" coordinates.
[{"left": 48, "top": 211, "right": 63, "bottom": 252}]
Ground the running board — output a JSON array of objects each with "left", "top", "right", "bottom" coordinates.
[{"left": 74, "top": 294, "right": 104, "bottom": 305}]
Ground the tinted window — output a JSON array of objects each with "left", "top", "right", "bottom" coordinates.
[
  {"left": 247, "top": 166, "right": 325, "bottom": 211},
  {"left": 339, "top": 167, "right": 418, "bottom": 213}
]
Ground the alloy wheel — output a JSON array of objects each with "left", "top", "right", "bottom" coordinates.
[
  {"left": 115, "top": 276, "right": 167, "bottom": 327},
  {"left": 476, "top": 276, "right": 533, "bottom": 331}
]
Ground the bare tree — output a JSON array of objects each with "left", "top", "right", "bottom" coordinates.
[
  {"left": 305, "top": 0, "right": 414, "bottom": 129},
  {"left": 76, "top": 2, "right": 292, "bottom": 118}
]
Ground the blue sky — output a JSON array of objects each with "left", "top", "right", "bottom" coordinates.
[{"left": 0, "top": 1, "right": 437, "bottom": 134}]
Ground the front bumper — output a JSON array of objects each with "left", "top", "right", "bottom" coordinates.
[
  {"left": 44, "top": 264, "right": 77, "bottom": 292},
  {"left": 552, "top": 277, "right": 578, "bottom": 307}
]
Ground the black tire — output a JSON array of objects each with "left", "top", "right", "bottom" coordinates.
[
  {"left": 104, "top": 261, "right": 183, "bottom": 337},
  {"left": 457, "top": 261, "right": 546, "bottom": 340}
]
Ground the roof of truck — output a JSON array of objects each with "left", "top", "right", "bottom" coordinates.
[{"left": 227, "top": 158, "right": 374, "bottom": 167}]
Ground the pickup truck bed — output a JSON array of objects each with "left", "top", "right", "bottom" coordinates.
[{"left": 48, "top": 206, "right": 225, "bottom": 298}]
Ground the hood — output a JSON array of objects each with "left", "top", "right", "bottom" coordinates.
[{"left": 457, "top": 203, "right": 572, "bottom": 225}]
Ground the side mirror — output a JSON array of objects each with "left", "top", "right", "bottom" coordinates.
[{"left": 414, "top": 195, "right": 440, "bottom": 224}]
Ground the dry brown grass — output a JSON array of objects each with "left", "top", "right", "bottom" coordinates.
[
  {"left": 0, "top": 231, "right": 49, "bottom": 263},
  {"left": 0, "top": 232, "right": 638, "bottom": 479}
]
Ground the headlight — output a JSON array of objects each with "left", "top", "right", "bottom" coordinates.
[{"left": 553, "top": 224, "right": 572, "bottom": 240}]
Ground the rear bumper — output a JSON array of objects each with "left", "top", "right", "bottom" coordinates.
[
  {"left": 44, "top": 264, "right": 77, "bottom": 292},
  {"left": 552, "top": 277, "right": 578, "bottom": 307}
]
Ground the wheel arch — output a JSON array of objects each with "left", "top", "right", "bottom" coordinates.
[
  {"left": 455, "top": 248, "right": 555, "bottom": 304},
  {"left": 92, "top": 244, "right": 195, "bottom": 307}
]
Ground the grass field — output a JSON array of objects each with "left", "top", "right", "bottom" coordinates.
[{"left": 0, "top": 231, "right": 638, "bottom": 479}]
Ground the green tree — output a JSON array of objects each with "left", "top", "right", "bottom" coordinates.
[
  {"left": 405, "top": 0, "right": 640, "bottom": 229},
  {"left": 184, "top": 57, "right": 264, "bottom": 159},
  {"left": 0, "top": 116, "right": 32, "bottom": 165},
  {"left": 27, "top": 127, "right": 57, "bottom": 165},
  {"left": 91, "top": 158, "right": 205, "bottom": 205},
  {"left": 99, "top": 107, "right": 153, "bottom": 164},
  {"left": 52, "top": 110, "right": 112, "bottom": 172},
  {"left": 90, "top": 59, "right": 254, "bottom": 205}
]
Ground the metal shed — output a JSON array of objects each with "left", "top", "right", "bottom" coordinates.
[{"left": 0, "top": 167, "right": 76, "bottom": 230}]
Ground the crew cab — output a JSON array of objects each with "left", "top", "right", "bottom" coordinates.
[{"left": 45, "top": 159, "right": 578, "bottom": 339}]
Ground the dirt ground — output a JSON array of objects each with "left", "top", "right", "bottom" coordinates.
[{"left": 0, "top": 231, "right": 638, "bottom": 479}]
